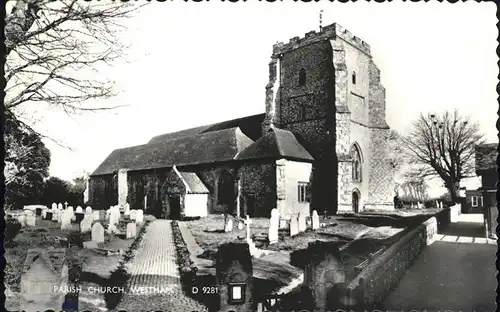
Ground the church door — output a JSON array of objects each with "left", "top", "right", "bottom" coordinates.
[
  {"left": 168, "top": 195, "right": 181, "bottom": 220},
  {"left": 352, "top": 191, "right": 360, "bottom": 213}
]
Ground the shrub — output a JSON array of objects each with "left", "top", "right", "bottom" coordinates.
[
  {"left": 5, "top": 216, "right": 22, "bottom": 244},
  {"left": 171, "top": 221, "right": 197, "bottom": 288}
]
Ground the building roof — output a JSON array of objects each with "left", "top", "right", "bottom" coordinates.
[
  {"left": 91, "top": 127, "right": 254, "bottom": 176},
  {"left": 148, "top": 113, "right": 265, "bottom": 144},
  {"left": 24, "top": 248, "right": 66, "bottom": 275},
  {"left": 475, "top": 143, "right": 497, "bottom": 173},
  {"left": 235, "top": 127, "right": 314, "bottom": 162},
  {"left": 177, "top": 171, "right": 209, "bottom": 194}
]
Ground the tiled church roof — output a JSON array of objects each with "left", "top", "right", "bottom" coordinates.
[
  {"left": 475, "top": 143, "right": 498, "bottom": 173},
  {"left": 177, "top": 171, "right": 209, "bottom": 194},
  {"left": 235, "top": 128, "right": 314, "bottom": 162},
  {"left": 91, "top": 127, "right": 253, "bottom": 176},
  {"left": 148, "top": 113, "right": 265, "bottom": 144}
]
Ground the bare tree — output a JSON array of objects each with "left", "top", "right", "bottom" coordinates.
[
  {"left": 5, "top": 0, "right": 144, "bottom": 138},
  {"left": 400, "top": 110, "right": 484, "bottom": 203}
]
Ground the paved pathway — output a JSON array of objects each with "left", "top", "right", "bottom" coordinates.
[
  {"left": 115, "top": 220, "right": 208, "bottom": 312},
  {"left": 383, "top": 214, "right": 497, "bottom": 312}
]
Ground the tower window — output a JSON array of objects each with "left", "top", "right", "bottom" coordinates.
[
  {"left": 351, "top": 144, "right": 362, "bottom": 182},
  {"left": 352, "top": 71, "right": 356, "bottom": 85},
  {"left": 300, "top": 106, "right": 306, "bottom": 120},
  {"left": 298, "top": 68, "right": 306, "bottom": 86}
]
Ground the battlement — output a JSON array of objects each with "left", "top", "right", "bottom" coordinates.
[{"left": 272, "top": 23, "right": 371, "bottom": 57}]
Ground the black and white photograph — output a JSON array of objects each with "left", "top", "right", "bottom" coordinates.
[{"left": 3, "top": 1, "right": 498, "bottom": 312}]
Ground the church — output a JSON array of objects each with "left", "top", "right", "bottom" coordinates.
[{"left": 88, "top": 23, "right": 395, "bottom": 219}]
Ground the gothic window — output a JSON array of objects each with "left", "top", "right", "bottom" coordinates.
[
  {"left": 352, "top": 71, "right": 356, "bottom": 85},
  {"left": 297, "top": 182, "right": 309, "bottom": 202},
  {"left": 298, "top": 68, "right": 306, "bottom": 86},
  {"left": 351, "top": 144, "right": 362, "bottom": 182}
]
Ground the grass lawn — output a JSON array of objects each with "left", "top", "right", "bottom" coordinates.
[{"left": 4, "top": 215, "right": 146, "bottom": 312}]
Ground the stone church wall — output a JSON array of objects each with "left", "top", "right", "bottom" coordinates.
[
  {"left": 89, "top": 174, "right": 117, "bottom": 210},
  {"left": 239, "top": 162, "right": 276, "bottom": 217}
]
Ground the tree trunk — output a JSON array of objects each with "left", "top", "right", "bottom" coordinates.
[{"left": 446, "top": 181, "right": 461, "bottom": 203}]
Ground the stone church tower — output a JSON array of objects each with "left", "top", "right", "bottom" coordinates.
[{"left": 262, "top": 23, "right": 394, "bottom": 213}]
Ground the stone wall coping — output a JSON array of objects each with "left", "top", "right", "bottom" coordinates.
[{"left": 346, "top": 217, "right": 429, "bottom": 291}]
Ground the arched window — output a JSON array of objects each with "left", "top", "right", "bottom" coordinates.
[
  {"left": 351, "top": 144, "right": 362, "bottom": 182},
  {"left": 352, "top": 71, "right": 356, "bottom": 85},
  {"left": 298, "top": 68, "right": 306, "bottom": 86}
]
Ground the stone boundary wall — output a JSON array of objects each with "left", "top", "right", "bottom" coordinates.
[{"left": 344, "top": 216, "right": 441, "bottom": 309}]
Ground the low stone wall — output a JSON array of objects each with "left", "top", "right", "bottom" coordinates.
[
  {"left": 344, "top": 217, "right": 437, "bottom": 309},
  {"left": 435, "top": 207, "right": 451, "bottom": 231}
]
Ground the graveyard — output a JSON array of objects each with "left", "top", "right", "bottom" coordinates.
[{"left": 4, "top": 203, "right": 148, "bottom": 312}]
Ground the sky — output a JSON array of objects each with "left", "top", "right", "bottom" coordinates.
[{"left": 21, "top": 1, "right": 498, "bottom": 191}]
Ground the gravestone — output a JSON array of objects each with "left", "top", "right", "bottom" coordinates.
[
  {"left": 268, "top": 209, "right": 279, "bottom": 244},
  {"left": 279, "top": 219, "right": 288, "bottom": 229},
  {"left": 303, "top": 241, "right": 346, "bottom": 310},
  {"left": 126, "top": 223, "right": 137, "bottom": 239},
  {"left": 99, "top": 210, "right": 106, "bottom": 221},
  {"left": 35, "top": 207, "right": 43, "bottom": 216},
  {"left": 45, "top": 211, "right": 53, "bottom": 221},
  {"left": 135, "top": 210, "right": 144, "bottom": 223},
  {"left": 216, "top": 243, "right": 253, "bottom": 312},
  {"left": 92, "top": 223, "right": 105, "bottom": 243},
  {"left": 75, "top": 212, "right": 85, "bottom": 224},
  {"left": 298, "top": 212, "right": 307, "bottom": 232},
  {"left": 224, "top": 216, "right": 234, "bottom": 233},
  {"left": 289, "top": 215, "right": 299, "bottom": 237},
  {"left": 83, "top": 241, "right": 98, "bottom": 249},
  {"left": 20, "top": 249, "right": 68, "bottom": 312},
  {"left": 435, "top": 200, "right": 439, "bottom": 209},
  {"left": 26, "top": 215, "right": 36, "bottom": 227},
  {"left": 311, "top": 210, "right": 320, "bottom": 230},
  {"left": 85, "top": 206, "right": 92, "bottom": 215},
  {"left": 92, "top": 211, "right": 100, "bottom": 222},
  {"left": 18, "top": 215, "right": 27, "bottom": 227},
  {"left": 238, "top": 219, "right": 244, "bottom": 230},
  {"left": 124, "top": 203, "right": 130, "bottom": 216},
  {"left": 60, "top": 210, "right": 73, "bottom": 230},
  {"left": 52, "top": 210, "right": 59, "bottom": 222},
  {"left": 244, "top": 216, "right": 252, "bottom": 242},
  {"left": 80, "top": 215, "right": 92, "bottom": 233},
  {"left": 76, "top": 206, "right": 83, "bottom": 214},
  {"left": 439, "top": 201, "right": 443, "bottom": 209},
  {"left": 130, "top": 210, "right": 137, "bottom": 221},
  {"left": 107, "top": 223, "right": 118, "bottom": 235},
  {"left": 52, "top": 203, "right": 57, "bottom": 210},
  {"left": 57, "top": 203, "right": 63, "bottom": 210}
]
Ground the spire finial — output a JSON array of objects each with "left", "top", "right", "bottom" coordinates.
[{"left": 319, "top": 9, "right": 324, "bottom": 31}]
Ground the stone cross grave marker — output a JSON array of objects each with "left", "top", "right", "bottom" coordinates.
[
  {"left": 126, "top": 222, "right": 137, "bottom": 239},
  {"left": 311, "top": 210, "right": 320, "bottom": 230},
  {"left": 135, "top": 210, "right": 143, "bottom": 223},
  {"left": 298, "top": 211, "right": 307, "bottom": 232},
  {"left": 92, "top": 223, "right": 105, "bottom": 243},
  {"left": 289, "top": 215, "right": 299, "bottom": 237},
  {"left": 268, "top": 209, "right": 279, "bottom": 244}
]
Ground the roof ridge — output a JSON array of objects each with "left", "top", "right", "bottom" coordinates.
[{"left": 271, "top": 128, "right": 285, "bottom": 156}]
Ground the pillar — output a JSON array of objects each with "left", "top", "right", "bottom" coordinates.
[{"left": 118, "top": 168, "right": 128, "bottom": 208}]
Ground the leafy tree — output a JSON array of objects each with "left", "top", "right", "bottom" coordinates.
[
  {"left": 4, "top": 110, "right": 51, "bottom": 209},
  {"left": 400, "top": 110, "right": 484, "bottom": 203},
  {"left": 42, "top": 176, "right": 72, "bottom": 205}
]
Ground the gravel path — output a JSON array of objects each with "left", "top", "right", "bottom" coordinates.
[{"left": 114, "top": 220, "right": 208, "bottom": 312}]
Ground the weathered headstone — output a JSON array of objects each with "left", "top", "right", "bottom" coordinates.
[
  {"left": 130, "top": 210, "right": 137, "bottom": 221},
  {"left": 80, "top": 215, "right": 93, "bottom": 233},
  {"left": 124, "top": 203, "right": 130, "bottom": 216},
  {"left": 126, "top": 222, "right": 137, "bottom": 239},
  {"left": 135, "top": 210, "right": 143, "bottom": 223},
  {"left": 435, "top": 200, "right": 439, "bottom": 209},
  {"left": 45, "top": 211, "right": 53, "bottom": 221},
  {"left": 18, "top": 215, "right": 27, "bottom": 227},
  {"left": 83, "top": 241, "right": 98, "bottom": 249},
  {"left": 60, "top": 211, "right": 72, "bottom": 230},
  {"left": 92, "top": 223, "right": 105, "bottom": 243},
  {"left": 303, "top": 241, "right": 345, "bottom": 310},
  {"left": 52, "top": 203, "right": 57, "bottom": 210},
  {"left": 224, "top": 216, "right": 234, "bottom": 233},
  {"left": 57, "top": 203, "right": 63, "bottom": 210},
  {"left": 245, "top": 215, "right": 252, "bottom": 242},
  {"left": 75, "top": 212, "right": 85, "bottom": 224},
  {"left": 76, "top": 206, "right": 83, "bottom": 214},
  {"left": 92, "top": 211, "right": 100, "bottom": 222},
  {"left": 26, "top": 215, "right": 36, "bottom": 227},
  {"left": 85, "top": 206, "right": 92, "bottom": 215},
  {"left": 52, "top": 210, "right": 59, "bottom": 222},
  {"left": 279, "top": 219, "right": 288, "bottom": 229},
  {"left": 99, "top": 210, "right": 106, "bottom": 221},
  {"left": 289, "top": 215, "right": 299, "bottom": 237},
  {"left": 268, "top": 209, "right": 279, "bottom": 244},
  {"left": 439, "top": 201, "right": 443, "bottom": 209},
  {"left": 298, "top": 212, "right": 307, "bottom": 232},
  {"left": 311, "top": 210, "right": 320, "bottom": 230}
]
